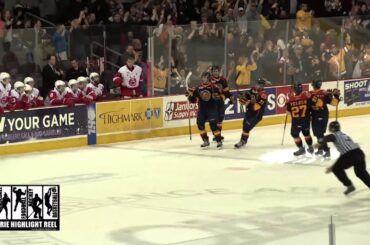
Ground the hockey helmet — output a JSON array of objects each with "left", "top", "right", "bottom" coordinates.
[
  {"left": 24, "top": 77, "right": 35, "bottom": 86},
  {"left": 293, "top": 83, "right": 303, "bottom": 94},
  {"left": 68, "top": 79, "right": 78, "bottom": 87},
  {"left": 0, "top": 72, "right": 11, "bottom": 84},
  {"left": 55, "top": 80, "right": 66, "bottom": 93},
  {"left": 89, "top": 72, "right": 100, "bottom": 83},
  {"left": 14, "top": 81, "right": 25, "bottom": 91},
  {"left": 328, "top": 121, "right": 340, "bottom": 132},
  {"left": 77, "top": 76, "right": 88, "bottom": 83},
  {"left": 24, "top": 84, "right": 33, "bottom": 93},
  {"left": 311, "top": 79, "right": 322, "bottom": 89}
]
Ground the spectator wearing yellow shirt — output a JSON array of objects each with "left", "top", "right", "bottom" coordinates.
[
  {"left": 296, "top": 4, "right": 313, "bottom": 32},
  {"left": 153, "top": 64, "right": 169, "bottom": 94},
  {"left": 236, "top": 55, "right": 257, "bottom": 87},
  {"left": 328, "top": 46, "right": 346, "bottom": 80}
]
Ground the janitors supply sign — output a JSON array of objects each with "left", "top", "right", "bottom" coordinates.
[{"left": 0, "top": 106, "right": 87, "bottom": 144}]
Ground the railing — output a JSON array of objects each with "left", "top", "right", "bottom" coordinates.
[
  {"left": 90, "top": 41, "right": 121, "bottom": 70},
  {"left": 25, "top": 12, "right": 56, "bottom": 27}
]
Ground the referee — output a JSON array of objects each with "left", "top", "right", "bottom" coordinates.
[{"left": 317, "top": 121, "right": 370, "bottom": 195}]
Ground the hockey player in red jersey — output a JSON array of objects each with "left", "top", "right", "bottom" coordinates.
[
  {"left": 86, "top": 72, "right": 105, "bottom": 101},
  {"left": 235, "top": 79, "right": 268, "bottom": 148},
  {"left": 65, "top": 79, "right": 84, "bottom": 103},
  {"left": 287, "top": 83, "right": 314, "bottom": 156},
  {"left": 7, "top": 81, "right": 32, "bottom": 110},
  {"left": 24, "top": 84, "right": 43, "bottom": 108},
  {"left": 24, "top": 77, "right": 44, "bottom": 107},
  {"left": 47, "top": 80, "right": 75, "bottom": 106},
  {"left": 113, "top": 55, "right": 144, "bottom": 99},
  {"left": 186, "top": 72, "right": 223, "bottom": 148},
  {"left": 0, "top": 72, "right": 11, "bottom": 113},
  {"left": 77, "top": 76, "right": 94, "bottom": 104}
]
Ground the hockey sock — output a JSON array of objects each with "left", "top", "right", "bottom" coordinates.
[
  {"left": 200, "top": 131, "right": 208, "bottom": 141},
  {"left": 217, "top": 123, "right": 222, "bottom": 132},
  {"left": 304, "top": 136, "right": 313, "bottom": 146},
  {"left": 213, "top": 131, "right": 222, "bottom": 142},
  {"left": 241, "top": 132, "right": 249, "bottom": 143},
  {"left": 294, "top": 137, "right": 303, "bottom": 148}
]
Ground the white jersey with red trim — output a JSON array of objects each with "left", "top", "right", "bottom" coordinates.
[
  {"left": 8, "top": 89, "right": 23, "bottom": 102},
  {"left": 46, "top": 89, "right": 67, "bottom": 105},
  {"left": 31, "top": 87, "right": 40, "bottom": 98},
  {"left": 65, "top": 87, "right": 82, "bottom": 99},
  {"left": 115, "top": 65, "right": 143, "bottom": 89},
  {"left": 86, "top": 83, "right": 104, "bottom": 97},
  {"left": 0, "top": 82, "right": 11, "bottom": 106}
]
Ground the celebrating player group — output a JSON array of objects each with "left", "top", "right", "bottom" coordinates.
[{"left": 185, "top": 65, "right": 341, "bottom": 157}]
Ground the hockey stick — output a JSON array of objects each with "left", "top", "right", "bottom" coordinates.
[
  {"left": 234, "top": 71, "right": 244, "bottom": 113},
  {"left": 185, "top": 71, "right": 193, "bottom": 140},
  {"left": 281, "top": 75, "right": 294, "bottom": 145}
]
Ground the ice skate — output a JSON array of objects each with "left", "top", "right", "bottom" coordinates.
[
  {"left": 344, "top": 185, "right": 355, "bottom": 195},
  {"left": 201, "top": 139, "right": 210, "bottom": 148},
  {"left": 307, "top": 145, "right": 314, "bottom": 154},
  {"left": 293, "top": 147, "right": 306, "bottom": 156},
  {"left": 315, "top": 149, "right": 323, "bottom": 156},
  {"left": 216, "top": 141, "right": 223, "bottom": 149},
  {"left": 323, "top": 150, "right": 331, "bottom": 159},
  {"left": 234, "top": 139, "right": 246, "bottom": 149}
]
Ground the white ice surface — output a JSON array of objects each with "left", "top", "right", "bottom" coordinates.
[{"left": 0, "top": 115, "right": 369, "bottom": 245}]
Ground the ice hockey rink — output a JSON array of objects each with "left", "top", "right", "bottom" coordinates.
[{"left": 0, "top": 115, "right": 369, "bottom": 245}]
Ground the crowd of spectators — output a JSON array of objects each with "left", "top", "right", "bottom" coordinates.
[{"left": 0, "top": 0, "right": 370, "bottom": 98}]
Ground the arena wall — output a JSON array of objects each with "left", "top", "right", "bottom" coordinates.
[{"left": 1, "top": 79, "right": 369, "bottom": 155}]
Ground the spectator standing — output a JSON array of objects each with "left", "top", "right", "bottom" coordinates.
[
  {"left": 70, "top": 14, "right": 87, "bottom": 60},
  {"left": 52, "top": 24, "right": 67, "bottom": 61},
  {"left": 118, "top": 44, "right": 138, "bottom": 67},
  {"left": 236, "top": 55, "right": 257, "bottom": 87},
  {"left": 41, "top": 55, "right": 63, "bottom": 97},
  {"left": 66, "top": 58, "right": 88, "bottom": 80},
  {"left": 296, "top": 3, "right": 314, "bottom": 32}
]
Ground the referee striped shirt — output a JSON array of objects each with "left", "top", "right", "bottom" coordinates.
[{"left": 321, "top": 131, "right": 360, "bottom": 155}]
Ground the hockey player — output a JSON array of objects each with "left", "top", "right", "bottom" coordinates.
[
  {"left": 310, "top": 79, "right": 340, "bottom": 158},
  {"left": 186, "top": 72, "right": 223, "bottom": 148},
  {"left": 113, "top": 55, "right": 144, "bottom": 99},
  {"left": 24, "top": 84, "right": 40, "bottom": 108},
  {"left": 77, "top": 76, "right": 94, "bottom": 103},
  {"left": 65, "top": 79, "right": 83, "bottom": 103},
  {"left": 7, "top": 81, "right": 31, "bottom": 110},
  {"left": 24, "top": 77, "right": 44, "bottom": 107},
  {"left": 234, "top": 79, "right": 268, "bottom": 148},
  {"left": 87, "top": 72, "right": 105, "bottom": 101},
  {"left": 317, "top": 121, "right": 370, "bottom": 195},
  {"left": 287, "top": 83, "right": 314, "bottom": 156},
  {"left": 210, "top": 65, "right": 233, "bottom": 140},
  {"left": 0, "top": 72, "right": 11, "bottom": 113},
  {"left": 47, "top": 80, "right": 74, "bottom": 106}
]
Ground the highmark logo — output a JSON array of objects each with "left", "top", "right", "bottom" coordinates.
[
  {"left": 145, "top": 108, "right": 161, "bottom": 120},
  {"left": 0, "top": 185, "right": 59, "bottom": 231}
]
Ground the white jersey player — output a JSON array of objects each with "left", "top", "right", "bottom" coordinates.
[
  {"left": 0, "top": 72, "right": 12, "bottom": 113},
  {"left": 113, "top": 55, "right": 143, "bottom": 98},
  {"left": 46, "top": 80, "right": 74, "bottom": 106},
  {"left": 24, "top": 77, "right": 42, "bottom": 99},
  {"left": 86, "top": 72, "right": 104, "bottom": 101}
]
